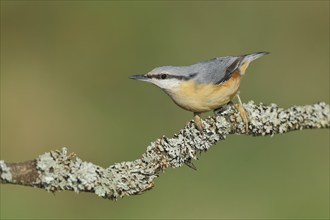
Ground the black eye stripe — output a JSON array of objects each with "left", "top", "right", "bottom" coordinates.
[
  {"left": 147, "top": 74, "right": 169, "bottom": 80},
  {"left": 160, "top": 73, "right": 168, "bottom": 79},
  {"left": 147, "top": 72, "right": 197, "bottom": 80}
]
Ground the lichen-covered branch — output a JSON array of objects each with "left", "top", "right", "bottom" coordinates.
[{"left": 1, "top": 101, "right": 329, "bottom": 200}]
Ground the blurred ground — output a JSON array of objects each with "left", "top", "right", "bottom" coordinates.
[{"left": 1, "top": 1, "right": 329, "bottom": 219}]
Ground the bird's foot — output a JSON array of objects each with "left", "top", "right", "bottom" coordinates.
[
  {"left": 194, "top": 112, "right": 203, "bottom": 131},
  {"left": 233, "top": 94, "right": 249, "bottom": 133},
  {"left": 234, "top": 104, "right": 249, "bottom": 133}
]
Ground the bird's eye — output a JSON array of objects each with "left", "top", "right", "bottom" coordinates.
[{"left": 160, "top": 73, "right": 168, "bottom": 79}]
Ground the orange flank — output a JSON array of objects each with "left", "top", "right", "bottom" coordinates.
[
  {"left": 239, "top": 63, "right": 248, "bottom": 75},
  {"left": 167, "top": 71, "right": 241, "bottom": 113}
]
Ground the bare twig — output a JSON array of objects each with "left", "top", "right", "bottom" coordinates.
[{"left": 1, "top": 101, "right": 329, "bottom": 200}]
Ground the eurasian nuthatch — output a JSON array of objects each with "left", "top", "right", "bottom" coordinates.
[{"left": 129, "top": 52, "right": 269, "bottom": 131}]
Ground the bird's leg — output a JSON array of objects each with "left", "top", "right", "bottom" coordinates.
[
  {"left": 193, "top": 112, "right": 203, "bottom": 131},
  {"left": 234, "top": 94, "right": 249, "bottom": 132}
]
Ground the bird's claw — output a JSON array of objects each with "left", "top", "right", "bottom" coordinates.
[{"left": 194, "top": 112, "right": 204, "bottom": 131}]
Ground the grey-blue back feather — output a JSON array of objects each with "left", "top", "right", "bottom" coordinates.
[
  {"left": 150, "top": 56, "right": 240, "bottom": 84},
  {"left": 188, "top": 56, "right": 240, "bottom": 84},
  {"left": 148, "top": 52, "right": 268, "bottom": 84}
]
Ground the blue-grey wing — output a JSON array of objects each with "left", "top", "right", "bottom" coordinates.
[{"left": 190, "top": 56, "right": 242, "bottom": 84}]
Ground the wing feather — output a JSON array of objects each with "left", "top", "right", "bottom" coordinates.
[{"left": 190, "top": 56, "right": 242, "bottom": 84}]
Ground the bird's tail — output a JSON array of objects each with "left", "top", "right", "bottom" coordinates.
[
  {"left": 239, "top": 51, "right": 269, "bottom": 75},
  {"left": 243, "top": 51, "right": 269, "bottom": 63}
]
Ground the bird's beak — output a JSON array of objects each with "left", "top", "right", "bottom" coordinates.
[{"left": 129, "top": 74, "right": 149, "bottom": 81}]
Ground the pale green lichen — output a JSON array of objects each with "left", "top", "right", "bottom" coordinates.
[
  {"left": 22, "top": 102, "right": 328, "bottom": 200},
  {"left": 0, "top": 160, "right": 12, "bottom": 182},
  {"left": 245, "top": 102, "right": 329, "bottom": 135},
  {"left": 36, "top": 147, "right": 104, "bottom": 193}
]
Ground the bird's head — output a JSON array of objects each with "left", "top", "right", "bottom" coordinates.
[{"left": 129, "top": 66, "right": 195, "bottom": 91}]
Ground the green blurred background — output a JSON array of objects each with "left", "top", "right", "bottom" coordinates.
[{"left": 1, "top": 1, "right": 329, "bottom": 219}]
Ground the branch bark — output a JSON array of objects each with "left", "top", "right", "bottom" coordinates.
[{"left": 1, "top": 101, "right": 329, "bottom": 200}]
